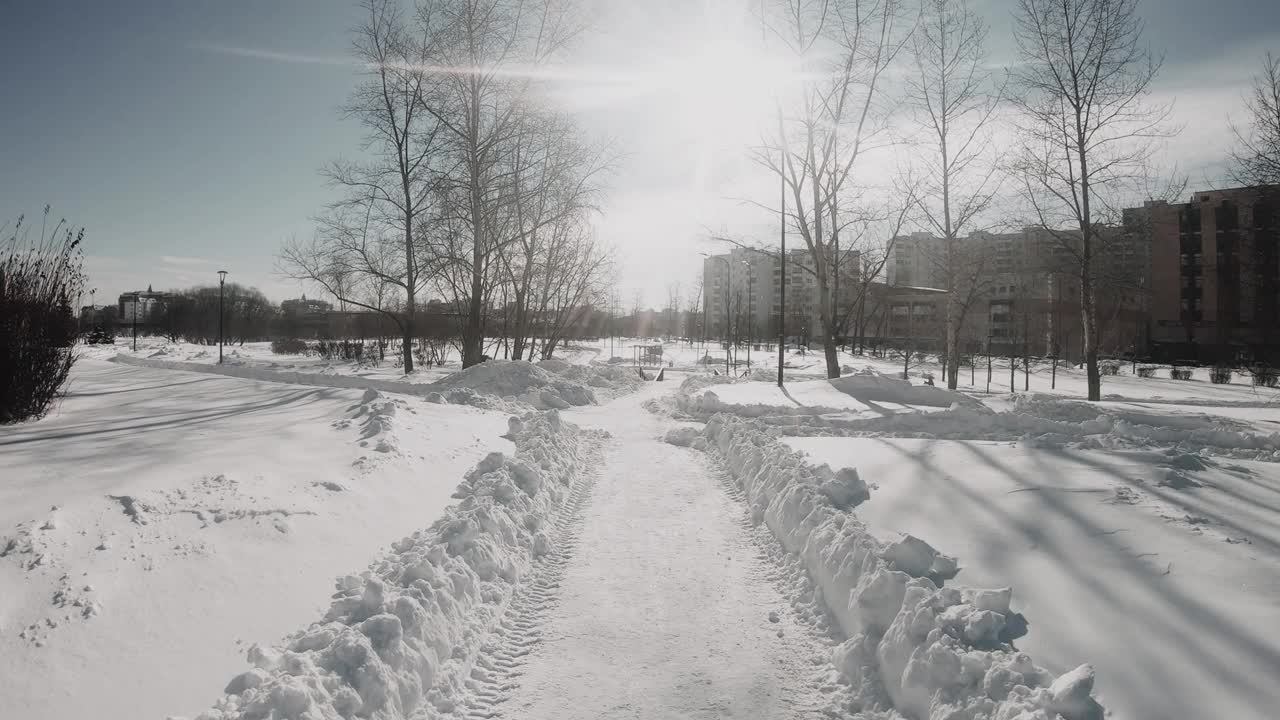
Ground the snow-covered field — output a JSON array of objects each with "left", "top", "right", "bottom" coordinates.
[
  {"left": 4, "top": 337, "right": 1279, "bottom": 719},
  {"left": 0, "top": 359, "right": 516, "bottom": 719}
]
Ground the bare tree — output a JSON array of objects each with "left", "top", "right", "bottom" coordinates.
[
  {"left": 905, "top": 0, "right": 1002, "bottom": 389},
  {"left": 496, "top": 112, "right": 610, "bottom": 360},
  {"left": 1230, "top": 53, "right": 1280, "bottom": 187},
  {"left": 684, "top": 274, "right": 704, "bottom": 347},
  {"left": 279, "top": 0, "right": 440, "bottom": 373},
  {"left": 415, "top": 0, "right": 584, "bottom": 367},
  {"left": 535, "top": 219, "right": 611, "bottom": 358},
  {"left": 1009, "top": 0, "right": 1173, "bottom": 400},
  {"left": 664, "top": 281, "right": 682, "bottom": 340},
  {"left": 751, "top": 0, "right": 914, "bottom": 378}
]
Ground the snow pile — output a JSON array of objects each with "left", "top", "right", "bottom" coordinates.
[
  {"left": 662, "top": 425, "right": 705, "bottom": 449},
  {"left": 189, "top": 410, "right": 602, "bottom": 720},
  {"left": 539, "top": 359, "right": 644, "bottom": 398},
  {"left": 423, "top": 387, "right": 529, "bottom": 414},
  {"left": 829, "top": 368, "right": 977, "bottom": 408},
  {"left": 672, "top": 373, "right": 735, "bottom": 414},
  {"left": 430, "top": 360, "right": 598, "bottom": 410},
  {"left": 684, "top": 413, "right": 1104, "bottom": 720},
  {"left": 674, "top": 370, "right": 974, "bottom": 420},
  {"left": 739, "top": 391, "right": 1280, "bottom": 460},
  {"left": 350, "top": 389, "right": 401, "bottom": 456}
]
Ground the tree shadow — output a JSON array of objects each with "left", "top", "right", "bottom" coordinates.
[{"left": 865, "top": 437, "right": 1280, "bottom": 714}]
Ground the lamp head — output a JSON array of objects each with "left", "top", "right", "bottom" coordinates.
[{"left": 218, "top": 270, "right": 228, "bottom": 284}]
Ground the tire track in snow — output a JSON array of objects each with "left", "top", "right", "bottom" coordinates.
[{"left": 455, "top": 443, "right": 603, "bottom": 719}]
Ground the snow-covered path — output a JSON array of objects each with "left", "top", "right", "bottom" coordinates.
[{"left": 460, "top": 381, "right": 846, "bottom": 719}]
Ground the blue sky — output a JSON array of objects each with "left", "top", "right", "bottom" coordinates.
[{"left": 2, "top": 0, "right": 1278, "bottom": 308}]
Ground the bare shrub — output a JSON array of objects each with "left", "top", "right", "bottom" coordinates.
[
  {"left": 271, "top": 338, "right": 308, "bottom": 355},
  {"left": 1, "top": 210, "right": 86, "bottom": 423},
  {"left": 1170, "top": 367, "right": 1193, "bottom": 381},
  {"left": 1210, "top": 366, "right": 1234, "bottom": 385},
  {"left": 1251, "top": 365, "right": 1279, "bottom": 388}
]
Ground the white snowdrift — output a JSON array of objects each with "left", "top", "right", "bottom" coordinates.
[
  {"left": 680, "top": 414, "right": 1104, "bottom": 720},
  {"left": 110, "top": 354, "right": 641, "bottom": 413},
  {"left": 709, "top": 388, "right": 1280, "bottom": 461},
  {"left": 187, "top": 410, "right": 604, "bottom": 720},
  {"left": 675, "top": 370, "right": 976, "bottom": 419},
  {"left": 828, "top": 367, "right": 979, "bottom": 408}
]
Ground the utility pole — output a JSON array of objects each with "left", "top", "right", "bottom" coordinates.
[
  {"left": 218, "top": 270, "right": 228, "bottom": 364},
  {"left": 131, "top": 291, "right": 139, "bottom": 351},
  {"left": 742, "top": 261, "right": 753, "bottom": 370},
  {"left": 1023, "top": 313, "right": 1030, "bottom": 391},
  {"left": 986, "top": 332, "right": 992, "bottom": 394}
]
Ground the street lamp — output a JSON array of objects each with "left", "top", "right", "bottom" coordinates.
[
  {"left": 740, "top": 260, "right": 753, "bottom": 370},
  {"left": 132, "top": 291, "right": 140, "bottom": 351},
  {"left": 778, "top": 174, "right": 786, "bottom": 388},
  {"left": 217, "top": 270, "right": 228, "bottom": 364},
  {"left": 701, "top": 253, "right": 731, "bottom": 376}
]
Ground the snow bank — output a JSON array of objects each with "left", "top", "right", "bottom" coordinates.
[
  {"left": 188, "top": 410, "right": 604, "bottom": 720},
  {"left": 723, "top": 390, "right": 1280, "bottom": 461},
  {"left": 430, "top": 359, "right": 642, "bottom": 410},
  {"left": 431, "top": 360, "right": 592, "bottom": 409},
  {"left": 829, "top": 368, "right": 977, "bottom": 408},
  {"left": 109, "top": 354, "right": 639, "bottom": 413},
  {"left": 685, "top": 414, "right": 1104, "bottom": 720},
  {"left": 539, "top": 360, "right": 644, "bottom": 397},
  {"left": 674, "top": 370, "right": 975, "bottom": 420}
]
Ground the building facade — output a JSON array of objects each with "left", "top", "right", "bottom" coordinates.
[
  {"left": 885, "top": 225, "right": 1152, "bottom": 360},
  {"left": 1143, "top": 186, "right": 1280, "bottom": 363},
  {"left": 702, "top": 246, "right": 861, "bottom": 344}
]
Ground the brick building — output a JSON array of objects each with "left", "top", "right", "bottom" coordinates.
[{"left": 1143, "top": 186, "right": 1280, "bottom": 363}]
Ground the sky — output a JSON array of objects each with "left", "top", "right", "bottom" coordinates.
[{"left": 2, "top": 0, "right": 1278, "bottom": 310}]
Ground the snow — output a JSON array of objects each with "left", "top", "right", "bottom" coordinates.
[
  {"left": 107, "top": 348, "right": 641, "bottom": 414},
  {"left": 191, "top": 409, "right": 603, "bottom": 720},
  {"left": 781, "top": 435, "right": 1280, "bottom": 720},
  {"left": 0, "top": 359, "right": 513, "bottom": 719},
  {"left": 477, "top": 385, "right": 853, "bottom": 719},
  {"left": 9, "top": 335, "right": 1280, "bottom": 720},
  {"left": 688, "top": 413, "right": 1104, "bottom": 719},
  {"left": 682, "top": 370, "right": 971, "bottom": 419}
]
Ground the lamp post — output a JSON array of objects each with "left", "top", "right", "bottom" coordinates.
[
  {"left": 741, "top": 260, "right": 753, "bottom": 370},
  {"left": 702, "top": 254, "right": 731, "bottom": 376},
  {"left": 132, "top": 291, "right": 139, "bottom": 351},
  {"left": 217, "top": 270, "right": 228, "bottom": 364}
]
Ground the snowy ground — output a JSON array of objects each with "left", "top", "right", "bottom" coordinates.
[
  {"left": 457, "top": 383, "right": 851, "bottom": 719},
  {"left": 6, "top": 338, "right": 1280, "bottom": 719},
  {"left": 82, "top": 336, "right": 603, "bottom": 387},
  {"left": 0, "top": 359, "right": 512, "bottom": 719},
  {"left": 784, "top": 436, "right": 1280, "bottom": 720}
]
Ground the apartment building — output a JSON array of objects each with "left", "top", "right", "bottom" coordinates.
[
  {"left": 702, "top": 246, "right": 860, "bottom": 343},
  {"left": 1143, "top": 186, "right": 1280, "bottom": 363}
]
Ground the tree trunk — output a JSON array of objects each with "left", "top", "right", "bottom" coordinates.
[
  {"left": 817, "top": 266, "right": 841, "bottom": 379},
  {"left": 945, "top": 296, "right": 960, "bottom": 389}
]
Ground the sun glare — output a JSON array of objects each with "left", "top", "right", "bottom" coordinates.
[{"left": 655, "top": 32, "right": 795, "bottom": 145}]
